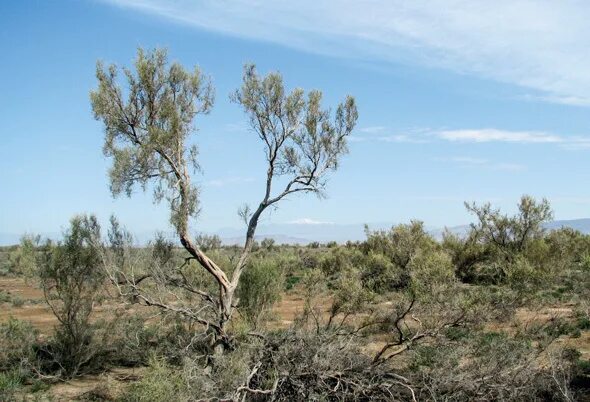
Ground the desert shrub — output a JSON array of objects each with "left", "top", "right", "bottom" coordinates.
[
  {"left": 0, "top": 318, "right": 38, "bottom": 371},
  {"left": 284, "top": 275, "right": 301, "bottom": 290},
  {"left": 359, "top": 222, "right": 439, "bottom": 293},
  {"left": 408, "top": 331, "right": 574, "bottom": 401},
  {"left": 106, "top": 315, "right": 158, "bottom": 367},
  {"left": 0, "top": 290, "right": 11, "bottom": 304},
  {"left": 120, "top": 356, "right": 187, "bottom": 402},
  {"left": 0, "top": 369, "right": 26, "bottom": 401},
  {"left": 260, "top": 238, "right": 276, "bottom": 251},
  {"left": 409, "top": 249, "right": 456, "bottom": 296},
  {"left": 442, "top": 230, "right": 492, "bottom": 283},
  {"left": 0, "top": 319, "right": 40, "bottom": 400},
  {"left": 11, "top": 297, "right": 24, "bottom": 308},
  {"left": 360, "top": 252, "right": 409, "bottom": 293},
  {"left": 545, "top": 228, "right": 590, "bottom": 267},
  {"left": 362, "top": 221, "right": 435, "bottom": 267},
  {"left": 121, "top": 348, "right": 253, "bottom": 401},
  {"left": 195, "top": 233, "right": 222, "bottom": 252},
  {"left": 202, "top": 346, "right": 252, "bottom": 398},
  {"left": 298, "top": 249, "right": 321, "bottom": 270},
  {"left": 245, "top": 330, "right": 412, "bottom": 401},
  {"left": 37, "top": 215, "right": 107, "bottom": 377},
  {"left": 237, "top": 257, "right": 285, "bottom": 327},
  {"left": 466, "top": 195, "right": 553, "bottom": 256},
  {"left": 293, "top": 269, "right": 329, "bottom": 331},
  {"left": 8, "top": 234, "right": 40, "bottom": 276},
  {"left": 444, "top": 196, "right": 565, "bottom": 289},
  {"left": 318, "top": 247, "right": 363, "bottom": 277},
  {"left": 327, "top": 268, "right": 373, "bottom": 330},
  {"left": 345, "top": 240, "right": 360, "bottom": 249}
]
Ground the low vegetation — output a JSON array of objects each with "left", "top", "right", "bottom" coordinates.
[{"left": 0, "top": 195, "right": 589, "bottom": 400}]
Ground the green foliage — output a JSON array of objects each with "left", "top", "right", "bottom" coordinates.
[
  {"left": 442, "top": 230, "right": 490, "bottom": 282},
  {"left": 446, "top": 195, "right": 558, "bottom": 287},
  {"left": 8, "top": 234, "right": 40, "bottom": 276},
  {"left": 410, "top": 249, "right": 456, "bottom": 297},
  {"left": 120, "top": 348, "right": 253, "bottom": 401},
  {"left": 237, "top": 257, "right": 285, "bottom": 326},
  {"left": 195, "top": 233, "right": 222, "bottom": 252},
  {"left": 359, "top": 221, "right": 441, "bottom": 294},
  {"left": 363, "top": 221, "right": 435, "bottom": 269},
  {"left": 261, "top": 237, "right": 276, "bottom": 251},
  {"left": 466, "top": 195, "right": 553, "bottom": 256},
  {"left": 0, "top": 369, "right": 26, "bottom": 401},
  {"left": 91, "top": 48, "right": 214, "bottom": 233},
  {"left": 231, "top": 64, "right": 357, "bottom": 196},
  {"left": 318, "top": 246, "right": 363, "bottom": 277},
  {"left": 0, "top": 319, "right": 40, "bottom": 400},
  {"left": 284, "top": 274, "right": 301, "bottom": 290},
  {"left": 0, "top": 318, "right": 38, "bottom": 371},
  {"left": 120, "top": 356, "right": 187, "bottom": 402},
  {"left": 37, "top": 215, "right": 107, "bottom": 377},
  {"left": 327, "top": 267, "right": 373, "bottom": 329},
  {"left": 360, "top": 252, "right": 406, "bottom": 292}
]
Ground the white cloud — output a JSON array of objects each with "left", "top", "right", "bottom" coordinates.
[
  {"left": 287, "top": 218, "right": 334, "bottom": 225},
  {"left": 353, "top": 127, "right": 590, "bottom": 150},
  {"left": 436, "top": 129, "right": 562, "bottom": 143},
  {"left": 351, "top": 127, "right": 431, "bottom": 143},
  {"left": 101, "top": 0, "right": 590, "bottom": 105},
  {"left": 437, "top": 156, "right": 526, "bottom": 171},
  {"left": 349, "top": 134, "right": 428, "bottom": 143},
  {"left": 434, "top": 129, "right": 590, "bottom": 150},
  {"left": 358, "top": 126, "right": 387, "bottom": 134},
  {"left": 560, "top": 136, "right": 590, "bottom": 150}
]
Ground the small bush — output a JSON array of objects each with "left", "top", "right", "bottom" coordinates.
[
  {"left": 195, "top": 233, "right": 222, "bottom": 252},
  {"left": 237, "top": 257, "right": 285, "bottom": 327},
  {"left": 360, "top": 252, "right": 408, "bottom": 293},
  {"left": 120, "top": 356, "right": 187, "bottom": 402},
  {"left": 0, "top": 369, "right": 26, "bottom": 401},
  {"left": 261, "top": 238, "right": 276, "bottom": 251},
  {"left": 38, "top": 215, "right": 108, "bottom": 377},
  {"left": 0, "top": 318, "right": 38, "bottom": 371}
]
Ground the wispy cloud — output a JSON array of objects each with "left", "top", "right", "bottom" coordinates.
[
  {"left": 102, "top": 0, "right": 590, "bottom": 106},
  {"left": 437, "top": 156, "right": 526, "bottom": 171},
  {"left": 433, "top": 129, "right": 590, "bottom": 150},
  {"left": 352, "top": 127, "right": 590, "bottom": 149},
  {"left": 399, "top": 195, "right": 504, "bottom": 203},
  {"left": 435, "top": 129, "right": 562, "bottom": 144},
  {"left": 351, "top": 127, "right": 431, "bottom": 143},
  {"left": 358, "top": 126, "right": 388, "bottom": 134},
  {"left": 203, "top": 176, "right": 255, "bottom": 187},
  {"left": 350, "top": 134, "right": 429, "bottom": 144},
  {"left": 287, "top": 218, "right": 334, "bottom": 225}
]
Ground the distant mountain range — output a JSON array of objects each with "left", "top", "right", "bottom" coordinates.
[
  {"left": 3, "top": 219, "right": 590, "bottom": 246},
  {"left": 217, "top": 218, "right": 590, "bottom": 245}
]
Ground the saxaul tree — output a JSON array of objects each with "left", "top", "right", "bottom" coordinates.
[{"left": 90, "top": 48, "right": 358, "bottom": 350}]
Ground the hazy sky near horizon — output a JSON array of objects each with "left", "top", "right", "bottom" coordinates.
[{"left": 2, "top": 0, "right": 590, "bottom": 236}]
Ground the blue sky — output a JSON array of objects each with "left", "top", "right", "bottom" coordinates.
[{"left": 1, "top": 0, "right": 590, "bottom": 237}]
